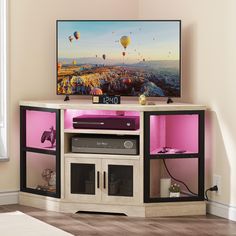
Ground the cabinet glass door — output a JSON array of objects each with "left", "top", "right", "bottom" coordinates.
[
  {"left": 108, "top": 165, "right": 133, "bottom": 197},
  {"left": 144, "top": 110, "right": 205, "bottom": 202},
  {"left": 71, "top": 163, "right": 95, "bottom": 195},
  {"left": 102, "top": 159, "right": 140, "bottom": 204},
  {"left": 20, "top": 106, "right": 60, "bottom": 198},
  {"left": 65, "top": 158, "right": 101, "bottom": 203}
]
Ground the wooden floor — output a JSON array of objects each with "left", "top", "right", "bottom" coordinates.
[{"left": 0, "top": 204, "right": 236, "bottom": 235}]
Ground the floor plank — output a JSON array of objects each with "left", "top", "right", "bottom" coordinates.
[{"left": 0, "top": 204, "right": 236, "bottom": 235}]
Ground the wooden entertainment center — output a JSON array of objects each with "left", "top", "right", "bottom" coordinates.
[{"left": 19, "top": 100, "right": 206, "bottom": 217}]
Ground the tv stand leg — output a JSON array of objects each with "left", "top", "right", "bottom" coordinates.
[
  {"left": 167, "top": 97, "right": 173, "bottom": 104},
  {"left": 64, "top": 95, "right": 70, "bottom": 101}
]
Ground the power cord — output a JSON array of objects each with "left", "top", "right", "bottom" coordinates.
[
  {"left": 162, "top": 159, "right": 198, "bottom": 196},
  {"left": 204, "top": 185, "right": 218, "bottom": 201},
  {"left": 162, "top": 159, "right": 218, "bottom": 200}
]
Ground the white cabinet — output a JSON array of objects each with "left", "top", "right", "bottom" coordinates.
[
  {"left": 19, "top": 100, "right": 206, "bottom": 217},
  {"left": 65, "top": 157, "right": 140, "bottom": 205}
]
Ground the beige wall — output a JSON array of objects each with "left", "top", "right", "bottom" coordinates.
[
  {"left": 139, "top": 0, "right": 236, "bottom": 206},
  {"left": 1, "top": 0, "right": 236, "bottom": 210},
  {"left": 0, "top": 0, "right": 138, "bottom": 191}
]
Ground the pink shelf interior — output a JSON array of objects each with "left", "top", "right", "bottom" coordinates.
[
  {"left": 149, "top": 158, "right": 198, "bottom": 198},
  {"left": 64, "top": 109, "right": 140, "bottom": 129},
  {"left": 26, "top": 152, "right": 56, "bottom": 191},
  {"left": 150, "top": 114, "right": 199, "bottom": 154},
  {"left": 26, "top": 110, "right": 56, "bottom": 150}
]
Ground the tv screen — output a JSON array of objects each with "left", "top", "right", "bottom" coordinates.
[{"left": 57, "top": 20, "right": 181, "bottom": 97}]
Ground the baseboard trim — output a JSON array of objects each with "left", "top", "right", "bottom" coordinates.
[
  {"left": 0, "top": 191, "right": 19, "bottom": 205},
  {"left": 207, "top": 201, "right": 236, "bottom": 221}
]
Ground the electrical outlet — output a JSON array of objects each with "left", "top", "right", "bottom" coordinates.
[{"left": 213, "top": 174, "right": 221, "bottom": 195}]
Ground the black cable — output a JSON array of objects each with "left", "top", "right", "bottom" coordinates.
[
  {"left": 204, "top": 186, "right": 218, "bottom": 201},
  {"left": 205, "top": 189, "right": 209, "bottom": 201},
  {"left": 162, "top": 159, "right": 198, "bottom": 196}
]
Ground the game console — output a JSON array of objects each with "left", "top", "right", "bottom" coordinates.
[
  {"left": 71, "top": 134, "right": 139, "bottom": 155},
  {"left": 72, "top": 115, "right": 139, "bottom": 130}
]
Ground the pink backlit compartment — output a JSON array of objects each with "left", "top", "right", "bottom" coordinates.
[
  {"left": 150, "top": 158, "right": 198, "bottom": 198},
  {"left": 150, "top": 114, "right": 199, "bottom": 155},
  {"left": 26, "top": 110, "right": 56, "bottom": 151},
  {"left": 64, "top": 109, "right": 140, "bottom": 129},
  {"left": 26, "top": 152, "right": 56, "bottom": 192}
]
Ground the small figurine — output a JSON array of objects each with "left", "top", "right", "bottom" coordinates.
[
  {"left": 36, "top": 168, "right": 56, "bottom": 192},
  {"left": 41, "top": 126, "right": 56, "bottom": 148},
  {"left": 41, "top": 168, "right": 54, "bottom": 185},
  {"left": 169, "top": 183, "right": 181, "bottom": 197},
  {"left": 139, "top": 94, "right": 147, "bottom": 105}
]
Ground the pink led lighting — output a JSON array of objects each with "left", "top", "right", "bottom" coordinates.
[
  {"left": 26, "top": 152, "right": 56, "bottom": 190},
  {"left": 64, "top": 109, "right": 140, "bottom": 129},
  {"left": 150, "top": 114, "right": 199, "bottom": 154},
  {"left": 26, "top": 110, "right": 56, "bottom": 150}
]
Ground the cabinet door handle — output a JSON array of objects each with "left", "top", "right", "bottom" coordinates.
[
  {"left": 103, "top": 171, "right": 106, "bottom": 189},
  {"left": 97, "top": 171, "right": 100, "bottom": 189}
]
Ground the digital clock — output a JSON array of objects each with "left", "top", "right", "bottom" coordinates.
[{"left": 92, "top": 95, "right": 120, "bottom": 104}]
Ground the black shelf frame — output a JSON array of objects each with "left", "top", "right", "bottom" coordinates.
[
  {"left": 20, "top": 106, "right": 61, "bottom": 198},
  {"left": 144, "top": 110, "right": 205, "bottom": 203}
]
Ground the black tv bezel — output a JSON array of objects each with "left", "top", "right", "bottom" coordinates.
[{"left": 56, "top": 20, "right": 182, "bottom": 98}]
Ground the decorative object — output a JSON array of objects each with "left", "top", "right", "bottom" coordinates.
[
  {"left": 169, "top": 183, "right": 181, "bottom": 197},
  {"left": 160, "top": 178, "right": 171, "bottom": 197},
  {"left": 36, "top": 168, "right": 56, "bottom": 192},
  {"left": 42, "top": 168, "right": 56, "bottom": 186},
  {"left": 41, "top": 126, "right": 56, "bottom": 148},
  {"left": 139, "top": 94, "right": 147, "bottom": 105},
  {"left": 92, "top": 95, "right": 120, "bottom": 104}
]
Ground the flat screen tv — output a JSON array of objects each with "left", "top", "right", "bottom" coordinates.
[{"left": 57, "top": 20, "right": 181, "bottom": 97}]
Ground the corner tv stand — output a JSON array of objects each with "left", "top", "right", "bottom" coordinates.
[{"left": 19, "top": 100, "right": 206, "bottom": 217}]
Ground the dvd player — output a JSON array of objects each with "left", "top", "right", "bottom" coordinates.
[
  {"left": 71, "top": 134, "right": 139, "bottom": 155},
  {"left": 72, "top": 115, "right": 139, "bottom": 130}
]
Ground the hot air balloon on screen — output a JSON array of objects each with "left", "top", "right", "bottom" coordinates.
[
  {"left": 74, "top": 31, "right": 80, "bottom": 40},
  {"left": 122, "top": 78, "right": 132, "bottom": 85},
  {"left": 90, "top": 87, "right": 103, "bottom": 95},
  {"left": 120, "top": 36, "right": 131, "bottom": 50},
  {"left": 102, "top": 54, "right": 106, "bottom": 60},
  {"left": 68, "top": 36, "right": 73, "bottom": 42}
]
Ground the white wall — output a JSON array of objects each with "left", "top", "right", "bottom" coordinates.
[
  {"left": 1, "top": 0, "right": 236, "bottom": 218},
  {"left": 0, "top": 0, "right": 138, "bottom": 191},
  {"left": 139, "top": 0, "right": 236, "bottom": 208}
]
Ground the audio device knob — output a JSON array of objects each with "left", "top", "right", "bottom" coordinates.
[{"left": 124, "top": 140, "right": 133, "bottom": 149}]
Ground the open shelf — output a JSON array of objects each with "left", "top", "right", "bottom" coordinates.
[
  {"left": 149, "top": 114, "right": 199, "bottom": 156},
  {"left": 149, "top": 153, "right": 199, "bottom": 159},
  {"left": 148, "top": 158, "right": 199, "bottom": 201},
  {"left": 22, "top": 147, "right": 56, "bottom": 155},
  {"left": 65, "top": 152, "right": 140, "bottom": 160},
  {"left": 64, "top": 128, "right": 140, "bottom": 135},
  {"left": 25, "top": 109, "right": 57, "bottom": 151},
  {"left": 64, "top": 109, "right": 140, "bottom": 130},
  {"left": 23, "top": 152, "right": 57, "bottom": 196}
]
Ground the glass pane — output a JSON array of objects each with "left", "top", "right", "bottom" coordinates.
[
  {"left": 150, "top": 159, "right": 198, "bottom": 199},
  {"left": 26, "top": 152, "right": 56, "bottom": 193},
  {"left": 71, "top": 163, "right": 95, "bottom": 195},
  {"left": 108, "top": 165, "right": 133, "bottom": 197},
  {"left": 26, "top": 110, "right": 56, "bottom": 151},
  {"left": 150, "top": 114, "right": 199, "bottom": 155}
]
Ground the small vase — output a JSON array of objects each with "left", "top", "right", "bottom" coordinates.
[
  {"left": 139, "top": 94, "right": 147, "bottom": 105},
  {"left": 169, "top": 192, "right": 180, "bottom": 198}
]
